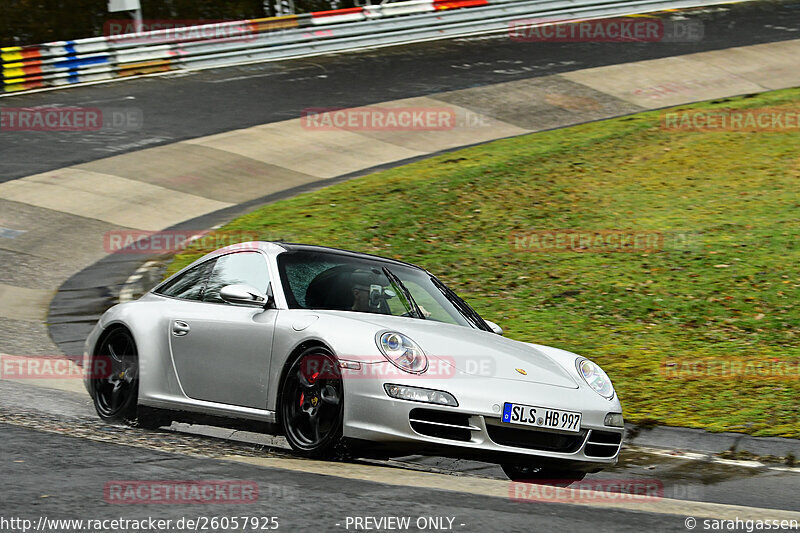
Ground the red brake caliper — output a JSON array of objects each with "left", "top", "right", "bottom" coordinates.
[{"left": 299, "top": 366, "right": 320, "bottom": 407}]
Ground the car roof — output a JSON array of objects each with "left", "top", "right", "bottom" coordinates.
[
  {"left": 274, "top": 242, "right": 427, "bottom": 272},
  {"left": 154, "top": 241, "right": 429, "bottom": 296}
]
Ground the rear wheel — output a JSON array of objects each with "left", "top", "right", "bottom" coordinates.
[
  {"left": 91, "top": 328, "right": 139, "bottom": 424},
  {"left": 501, "top": 464, "right": 586, "bottom": 486},
  {"left": 280, "top": 348, "right": 344, "bottom": 458}
]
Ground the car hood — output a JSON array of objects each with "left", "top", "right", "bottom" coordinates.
[{"left": 313, "top": 311, "right": 580, "bottom": 389}]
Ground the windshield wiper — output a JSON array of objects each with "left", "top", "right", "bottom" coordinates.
[
  {"left": 430, "top": 276, "right": 491, "bottom": 331},
  {"left": 382, "top": 267, "right": 424, "bottom": 320}
]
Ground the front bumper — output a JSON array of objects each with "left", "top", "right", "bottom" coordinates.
[{"left": 341, "top": 362, "right": 623, "bottom": 470}]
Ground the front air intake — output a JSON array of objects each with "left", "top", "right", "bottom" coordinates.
[
  {"left": 584, "top": 429, "right": 623, "bottom": 457},
  {"left": 486, "top": 423, "right": 586, "bottom": 453},
  {"left": 408, "top": 408, "right": 476, "bottom": 442}
]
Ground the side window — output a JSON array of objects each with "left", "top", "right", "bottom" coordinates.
[
  {"left": 155, "top": 259, "right": 216, "bottom": 301},
  {"left": 203, "top": 252, "right": 270, "bottom": 304}
]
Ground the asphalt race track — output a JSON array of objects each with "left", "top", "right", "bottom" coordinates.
[
  {"left": 0, "top": 422, "right": 709, "bottom": 533},
  {"left": 2, "top": 0, "right": 800, "bottom": 181},
  {"left": 1, "top": 0, "right": 799, "bottom": 531}
]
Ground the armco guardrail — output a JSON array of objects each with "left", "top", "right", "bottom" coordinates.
[{"left": 1, "top": 0, "right": 734, "bottom": 95}]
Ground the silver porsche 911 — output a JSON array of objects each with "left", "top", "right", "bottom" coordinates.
[{"left": 84, "top": 242, "right": 624, "bottom": 481}]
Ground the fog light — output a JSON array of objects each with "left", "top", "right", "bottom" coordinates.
[
  {"left": 604, "top": 412, "right": 624, "bottom": 427},
  {"left": 384, "top": 384, "right": 458, "bottom": 407}
]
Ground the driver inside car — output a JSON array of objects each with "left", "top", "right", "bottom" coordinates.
[
  {"left": 350, "top": 281, "right": 372, "bottom": 312},
  {"left": 348, "top": 269, "right": 433, "bottom": 318},
  {"left": 348, "top": 271, "right": 401, "bottom": 315}
]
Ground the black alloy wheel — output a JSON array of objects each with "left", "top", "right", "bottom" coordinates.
[
  {"left": 92, "top": 327, "right": 139, "bottom": 424},
  {"left": 280, "top": 347, "right": 344, "bottom": 458}
]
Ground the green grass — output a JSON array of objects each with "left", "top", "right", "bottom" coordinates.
[{"left": 168, "top": 88, "right": 800, "bottom": 438}]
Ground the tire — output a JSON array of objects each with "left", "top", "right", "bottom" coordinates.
[
  {"left": 91, "top": 327, "right": 140, "bottom": 425},
  {"left": 501, "top": 464, "right": 587, "bottom": 486},
  {"left": 279, "top": 347, "right": 344, "bottom": 458}
]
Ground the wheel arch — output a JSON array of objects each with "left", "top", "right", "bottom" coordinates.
[{"left": 93, "top": 322, "right": 136, "bottom": 355}]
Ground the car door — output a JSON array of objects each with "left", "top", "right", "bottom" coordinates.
[{"left": 166, "top": 251, "right": 277, "bottom": 409}]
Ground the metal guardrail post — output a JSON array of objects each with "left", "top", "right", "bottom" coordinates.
[{"left": 0, "top": 0, "right": 749, "bottom": 95}]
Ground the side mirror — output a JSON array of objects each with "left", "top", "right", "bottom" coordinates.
[
  {"left": 220, "top": 284, "right": 271, "bottom": 308},
  {"left": 485, "top": 320, "right": 503, "bottom": 335}
]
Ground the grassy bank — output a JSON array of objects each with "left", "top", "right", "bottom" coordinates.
[{"left": 168, "top": 88, "right": 799, "bottom": 437}]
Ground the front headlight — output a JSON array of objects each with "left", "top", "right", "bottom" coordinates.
[
  {"left": 576, "top": 358, "right": 615, "bottom": 399},
  {"left": 377, "top": 331, "right": 427, "bottom": 373}
]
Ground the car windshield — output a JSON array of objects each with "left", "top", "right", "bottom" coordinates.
[{"left": 276, "top": 249, "right": 490, "bottom": 330}]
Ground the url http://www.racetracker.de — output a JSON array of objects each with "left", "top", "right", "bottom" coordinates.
[{"left": 0, "top": 515, "right": 280, "bottom": 532}]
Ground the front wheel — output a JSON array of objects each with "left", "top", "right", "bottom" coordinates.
[
  {"left": 501, "top": 464, "right": 586, "bottom": 486},
  {"left": 280, "top": 348, "right": 344, "bottom": 458},
  {"left": 91, "top": 328, "right": 139, "bottom": 424}
]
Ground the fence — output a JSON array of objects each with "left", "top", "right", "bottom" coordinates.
[{"left": 0, "top": 0, "right": 743, "bottom": 95}]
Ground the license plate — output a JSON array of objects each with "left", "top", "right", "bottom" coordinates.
[{"left": 502, "top": 402, "right": 581, "bottom": 432}]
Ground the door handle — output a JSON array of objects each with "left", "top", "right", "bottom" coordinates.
[{"left": 172, "top": 320, "right": 190, "bottom": 337}]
